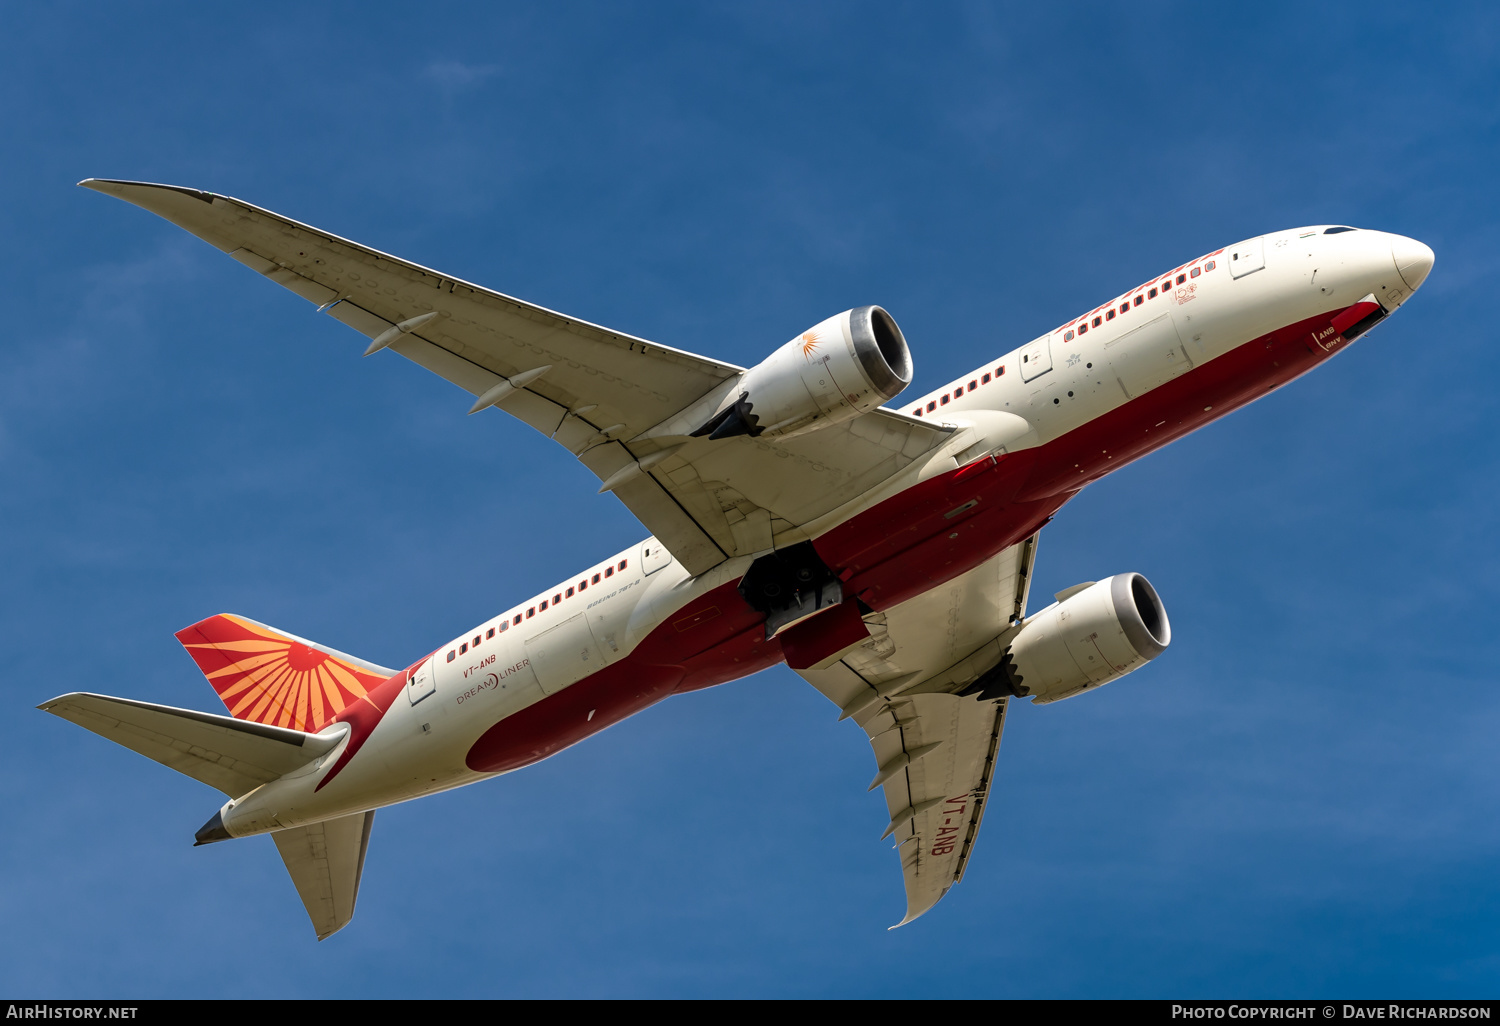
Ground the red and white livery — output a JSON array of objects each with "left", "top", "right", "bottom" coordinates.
[{"left": 44, "top": 180, "right": 1434, "bottom": 939}]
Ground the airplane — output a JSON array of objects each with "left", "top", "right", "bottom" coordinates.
[{"left": 42, "top": 179, "right": 1435, "bottom": 940}]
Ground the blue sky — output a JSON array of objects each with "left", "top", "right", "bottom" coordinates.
[{"left": 2, "top": 1, "right": 1495, "bottom": 998}]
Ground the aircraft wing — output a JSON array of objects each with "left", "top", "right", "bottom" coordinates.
[
  {"left": 84, "top": 179, "right": 950, "bottom": 575},
  {"left": 793, "top": 533, "right": 1038, "bottom": 925}
]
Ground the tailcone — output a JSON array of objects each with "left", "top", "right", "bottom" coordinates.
[{"left": 193, "top": 809, "right": 232, "bottom": 846}]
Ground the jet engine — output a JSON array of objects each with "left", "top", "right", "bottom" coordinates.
[
  {"left": 694, "top": 306, "right": 913, "bottom": 441},
  {"left": 967, "top": 574, "right": 1171, "bottom": 705}
]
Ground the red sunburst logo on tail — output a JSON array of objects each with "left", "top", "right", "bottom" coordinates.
[{"left": 175, "top": 614, "right": 388, "bottom": 733}]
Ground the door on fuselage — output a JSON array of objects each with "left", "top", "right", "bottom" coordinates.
[
  {"left": 641, "top": 538, "right": 671, "bottom": 575},
  {"left": 525, "top": 614, "right": 605, "bottom": 695},
  {"left": 1229, "top": 237, "right": 1265, "bottom": 278},
  {"left": 1019, "top": 335, "right": 1052, "bottom": 382},
  {"left": 407, "top": 657, "right": 436, "bottom": 705}
]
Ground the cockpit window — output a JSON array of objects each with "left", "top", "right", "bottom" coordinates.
[{"left": 1324, "top": 226, "right": 1357, "bottom": 234}]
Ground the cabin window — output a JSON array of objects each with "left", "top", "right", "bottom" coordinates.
[
  {"left": 1190, "top": 266, "right": 1201, "bottom": 278},
  {"left": 1078, "top": 323, "right": 1088, "bottom": 335},
  {"left": 1064, "top": 330, "right": 1074, "bottom": 341},
  {"left": 982, "top": 373, "right": 991, "bottom": 383},
  {"left": 1119, "top": 303, "right": 1129, "bottom": 314},
  {"left": 447, "top": 650, "right": 455, "bottom": 662},
  {"left": 605, "top": 566, "right": 614, "bottom": 578},
  {"left": 940, "top": 395, "right": 950, "bottom": 405},
  {"left": 619, "top": 560, "right": 628, "bottom": 570},
  {"left": 968, "top": 381, "right": 977, "bottom": 391},
  {"left": 1204, "top": 260, "right": 1216, "bottom": 271},
  {"left": 1148, "top": 288, "right": 1157, "bottom": 299},
  {"left": 1134, "top": 295, "right": 1144, "bottom": 307},
  {"left": 579, "top": 580, "right": 588, "bottom": 591},
  {"left": 499, "top": 622, "right": 508, "bottom": 632},
  {"left": 1161, "top": 280, "right": 1172, "bottom": 291},
  {"left": 1106, "top": 309, "right": 1115, "bottom": 321},
  {"left": 1176, "top": 273, "right": 1187, "bottom": 284},
  {"left": 539, "top": 600, "right": 547, "bottom": 611},
  {"left": 926, "top": 401, "right": 937, "bottom": 412},
  {"left": 913, "top": 408, "right": 922, "bottom": 416},
  {"left": 526, "top": 608, "right": 534, "bottom": 618},
  {"left": 1092, "top": 316, "right": 1102, "bottom": 327},
  {"left": 997, "top": 365, "right": 1006, "bottom": 376},
  {"left": 592, "top": 573, "right": 601, "bottom": 584},
  {"left": 566, "top": 587, "right": 574, "bottom": 598},
  {"left": 486, "top": 628, "right": 495, "bottom": 639},
  {"left": 554, "top": 593, "right": 562, "bottom": 604},
  {"left": 473, "top": 635, "right": 482, "bottom": 647},
  {"left": 459, "top": 642, "right": 467, "bottom": 654}
]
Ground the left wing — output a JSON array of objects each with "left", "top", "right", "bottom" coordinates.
[
  {"left": 83, "top": 179, "right": 952, "bottom": 575},
  {"left": 795, "top": 533, "right": 1038, "bottom": 925}
]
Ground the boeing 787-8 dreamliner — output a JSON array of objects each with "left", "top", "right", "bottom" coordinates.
[{"left": 43, "top": 180, "right": 1434, "bottom": 939}]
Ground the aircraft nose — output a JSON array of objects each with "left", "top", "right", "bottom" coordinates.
[{"left": 1391, "top": 235, "right": 1435, "bottom": 291}]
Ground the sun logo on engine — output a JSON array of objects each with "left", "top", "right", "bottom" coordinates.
[{"left": 800, "top": 330, "right": 821, "bottom": 358}]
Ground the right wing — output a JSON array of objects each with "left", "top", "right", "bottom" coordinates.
[
  {"left": 794, "top": 533, "right": 1038, "bottom": 925},
  {"left": 272, "top": 810, "right": 376, "bottom": 941},
  {"left": 83, "top": 179, "right": 952, "bottom": 575}
]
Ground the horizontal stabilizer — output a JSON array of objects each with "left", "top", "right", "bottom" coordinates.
[
  {"left": 273, "top": 810, "right": 375, "bottom": 941},
  {"left": 39, "top": 692, "right": 345, "bottom": 797}
]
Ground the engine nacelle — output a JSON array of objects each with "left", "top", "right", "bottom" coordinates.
[
  {"left": 696, "top": 306, "right": 912, "bottom": 441},
  {"left": 1002, "top": 573, "right": 1170, "bottom": 704}
]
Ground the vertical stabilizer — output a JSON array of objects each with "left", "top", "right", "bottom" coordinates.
[{"left": 176, "top": 614, "right": 395, "bottom": 733}]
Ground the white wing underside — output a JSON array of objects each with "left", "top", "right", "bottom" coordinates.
[
  {"left": 37, "top": 692, "right": 340, "bottom": 798},
  {"left": 794, "top": 534, "right": 1039, "bottom": 926},
  {"left": 271, "top": 810, "right": 376, "bottom": 941},
  {"left": 83, "top": 179, "right": 951, "bottom": 575}
]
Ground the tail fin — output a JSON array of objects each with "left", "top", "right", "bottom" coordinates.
[{"left": 175, "top": 614, "right": 395, "bottom": 734}]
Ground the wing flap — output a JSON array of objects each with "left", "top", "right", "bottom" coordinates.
[
  {"left": 272, "top": 810, "right": 375, "bottom": 940},
  {"left": 39, "top": 692, "right": 342, "bottom": 797}
]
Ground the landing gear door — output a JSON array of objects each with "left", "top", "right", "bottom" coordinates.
[
  {"left": 407, "top": 657, "right": 436, "bottom": 706},
  {"left": 1019, "top": 335, "right": 1053, "bottom": 382},
  {"left": 641, "top": 538, "right": 671, "bottom": 576}
]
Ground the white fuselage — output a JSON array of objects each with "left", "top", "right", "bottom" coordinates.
[{"left": 217, "top": 225, "right": 1430, "bottom": 838}]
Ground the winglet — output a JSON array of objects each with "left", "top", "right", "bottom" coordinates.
[{"left": 78, "top": 178, "right": 219, "bottom": 206}]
